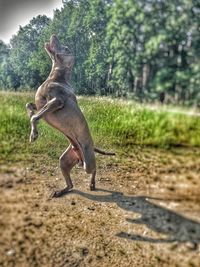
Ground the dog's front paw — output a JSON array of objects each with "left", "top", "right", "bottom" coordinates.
[
  {"left": 30, "top": 115, "right": 38, "bottom": 124},
  {"left": 30, "top": 130, "right": 38, "bottom": 143}
]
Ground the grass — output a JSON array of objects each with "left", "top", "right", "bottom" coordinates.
[
  {"left": 1, "top": 91, "right": 200, "bottom": 164},
  {"left": 80, "top": 97, "right": 200, "bottom": 147}
]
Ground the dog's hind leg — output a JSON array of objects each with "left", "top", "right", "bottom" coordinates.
[
  {"left": 82, "top": 148, "right": 96, "bottom": 191},
  {"left": 53, "top": 145, "right": 79, "bottom": 198},
  {"left": 89, "top": 170, "right": 96, "bottom": 191}
]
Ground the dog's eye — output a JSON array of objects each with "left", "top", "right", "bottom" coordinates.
[{"left": 64, "top": 47, "right": 71, "bottom": 54}]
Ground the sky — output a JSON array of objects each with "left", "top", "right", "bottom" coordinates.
[{"left": 0, "top": 0, "right": 63, "bottom": 43}]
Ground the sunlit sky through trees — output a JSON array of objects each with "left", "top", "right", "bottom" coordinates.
[{"left": 0, "top": 0, "right": 63, "bottom": 43}]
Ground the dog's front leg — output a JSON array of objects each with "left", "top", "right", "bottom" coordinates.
[
  {"left": 29, "top": 97, "right": 64, "bottom": 143},
  {"left": 25, "top": 103, "right": 38, "bottom": 142},
  {"left": 26, "top": 103, "right": 37, "bottom": 118}
]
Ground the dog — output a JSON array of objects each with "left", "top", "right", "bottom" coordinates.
[{"left": 26, "top": 35, "right": 115, "bottom": 197}]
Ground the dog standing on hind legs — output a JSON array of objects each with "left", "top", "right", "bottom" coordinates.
[{"left": 26, "top": 35, "right": 115, "bottom": 197}]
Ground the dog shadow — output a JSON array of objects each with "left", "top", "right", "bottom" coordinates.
[{"left": 72, "top": 188, "right": 200, "bottom": 247}]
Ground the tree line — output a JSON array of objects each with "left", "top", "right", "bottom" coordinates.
[{"left": 0, "top": 0, "right": 200, "bottom": 105}]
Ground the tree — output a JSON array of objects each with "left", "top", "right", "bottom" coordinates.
[
  {"left": 0, "top": 41, "right": 19, "bottom": 90},
  {"left": 107, "top": 0, "right": 146, "bottom": 97},
  {"left": 84, "top": 0, "right": 111, "bottom": 95},
  {"left": 1, "top": 0, "right": 200, "bottom": 106},
  {"left": 9, "top": 15, "right": 51, "bottom": 89},
  {"left": 107, "top": 0, "right": 200, "bottom": 103}
]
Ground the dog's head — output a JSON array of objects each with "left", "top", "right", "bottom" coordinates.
[{"left": 45, "top": 35, "right": 74, "bottom": 69}]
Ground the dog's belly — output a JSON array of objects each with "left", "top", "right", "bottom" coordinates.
[
  {"left": 43, "top": 107, "right": 95, "bottom": 170},
  {"left": 43, "top": 107, "right": 93, "bottom": 147},
  {"left": 45, "top": 106, "right": 85, "bottom": 130}
]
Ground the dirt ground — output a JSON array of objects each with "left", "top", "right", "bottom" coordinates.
[{"left": 0, "top": 147, "right": 200, "bottom": 267}]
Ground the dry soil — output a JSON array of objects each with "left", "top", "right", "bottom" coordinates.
[{"left": 0, "top": 147, "right": 200, "bottom": 267}]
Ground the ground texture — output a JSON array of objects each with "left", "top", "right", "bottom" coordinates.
[{"left": 0, "top": 147, "right": 200, "bottom": 267}]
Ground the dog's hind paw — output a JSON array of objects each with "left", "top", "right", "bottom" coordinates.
[
  {"left": 90, "top": 183, "right": 96, "bottom": 191},
  {"left": 52, "top": 187, "right": 73, "bottom": 198}
]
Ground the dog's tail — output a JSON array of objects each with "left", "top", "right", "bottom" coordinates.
[{"left": 94, "top": 147, "right": 115, "bottom": 156}]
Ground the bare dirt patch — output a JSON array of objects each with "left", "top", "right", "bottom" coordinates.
[{"left": 0, "top": 147, "right": 200, "bottom": 267}]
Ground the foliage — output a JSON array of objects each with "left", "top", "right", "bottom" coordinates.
[
  {"left": 0, "top": 15, "right": 51, "bottom": 90},
  {"left": 0, "top": 1, "right": 200, "bottom": 105}
]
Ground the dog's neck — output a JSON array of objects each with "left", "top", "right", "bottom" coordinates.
[{"left": 48, "top": 62, "right": 72, "bottom": 84}]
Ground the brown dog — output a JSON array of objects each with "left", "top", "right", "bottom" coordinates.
[{"left": 26, "top": 35, "right": 114, "bottom": 197}]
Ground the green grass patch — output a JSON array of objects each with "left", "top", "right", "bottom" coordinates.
[
  {"left": 0, "top": 92, "right": 200, "bottom": 164},
  {"left": 80, "top": 96, "right": 200, "bottom": 147}
]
